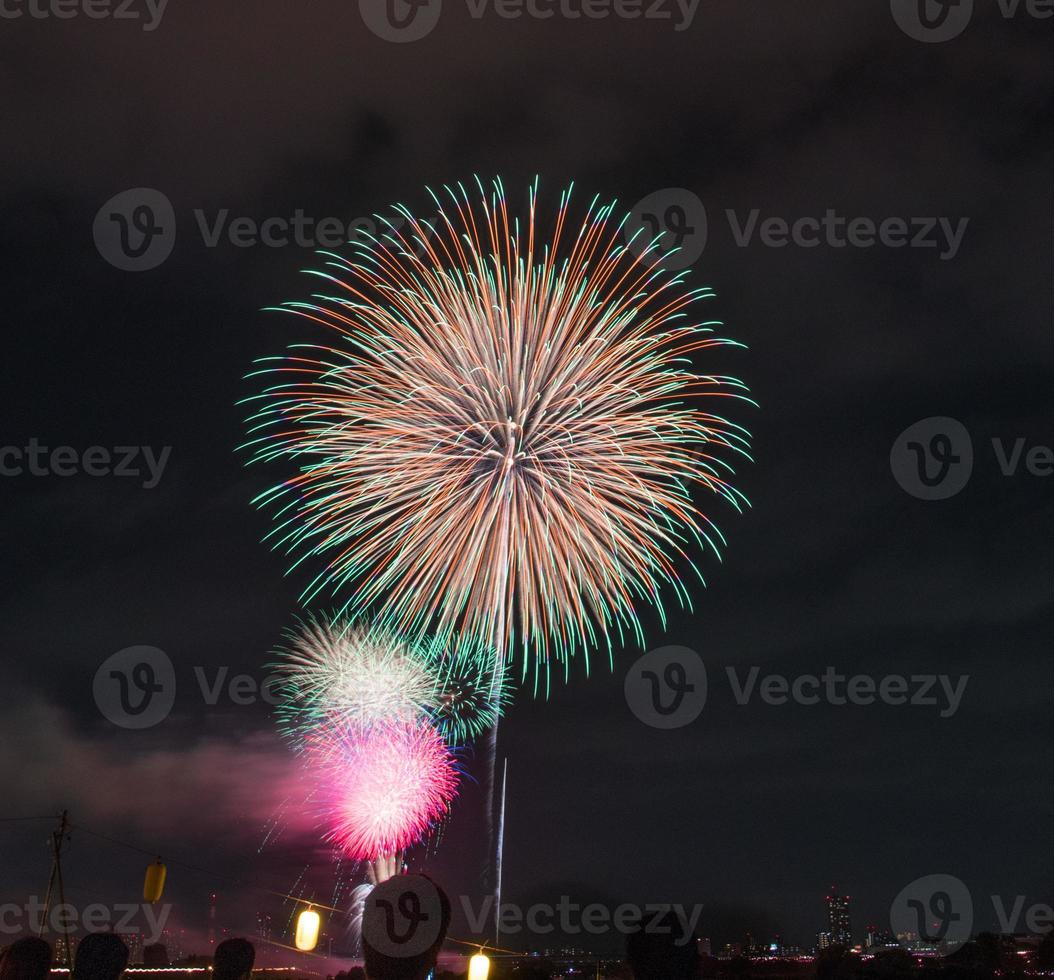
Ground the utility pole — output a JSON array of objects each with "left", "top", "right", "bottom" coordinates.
[{"left": 40, "top": 811, "right": 72, "bottom": 967}]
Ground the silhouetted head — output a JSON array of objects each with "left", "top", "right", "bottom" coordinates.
[
  {"left": 625, "top": 909, "right": 700, "bottom": 980},
  {"left": 346, "top": 969, "right": 366, "bottom": 980},
  {"left": 73, "top": 933, "right": 129, "bottom": 980},
  {"left": 141, "top": 944, "right": 169, "bottom": 968},
  {"left": 213, "top": 939, "right": 255, "bottom": 980},
  {"left": 362, "top": 875, "right": 450, "bottom": 980},
  {"left": 0, "top": 937, "right": 53, "bottom": 980}
]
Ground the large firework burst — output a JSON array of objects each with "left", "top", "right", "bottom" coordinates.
[
  {"left": 242, "top": 177, "right": 753, "bottom": 689},
  {"left": 272, "top": 614, "right": 510, "bottom": 745},
  {"left": 305, "top": 720, "right": 459, "bottom": 862}
]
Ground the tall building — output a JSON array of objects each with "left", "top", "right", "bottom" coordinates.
[{"left": 825, "top": 888, "right": 852, "bottom": 945}]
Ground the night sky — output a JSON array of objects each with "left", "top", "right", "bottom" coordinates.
[{"left": 2, "top": 0, "right": 1053, "bottom": 958}]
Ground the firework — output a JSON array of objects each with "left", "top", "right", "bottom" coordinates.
[
  {"left": 272, "top": 616, "right": 434, "bottom": 740},
  {"left": 242, "top": 177, "right": 753, "bottom": 689},
  {"left": 305, "top": 720, "right": 459, "bottom": 861},
  {"left": 271, "top": 614, "right": 510, "bottom": 746},
  {"left": 429, "top": 649, "right": 511, "bottom": 743}
]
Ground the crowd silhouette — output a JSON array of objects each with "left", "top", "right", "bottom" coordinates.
[{"left": 0, "top": 901, "right": 698, "bottom": 980}]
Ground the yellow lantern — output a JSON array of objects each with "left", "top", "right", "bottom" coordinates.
[
  {"left": 295, "top": 907, "right": 321, "bottom": 952},
  {"left": 468, "top": 950, "right": 491, "bottom": 980},
  {"left": 143, "top": 858, "right": 167, "bottom": 903}
]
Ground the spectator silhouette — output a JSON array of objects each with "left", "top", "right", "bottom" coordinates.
[
  {"left": 142, "top": 944, "right": 169, "bottom": 968},
  {"left": 625, "top": 909, "right": 700, "bottom": 980},
  {"left": 347, "top": 970, "right": 366, "bottom": 980},
  {"left": 0, "top": 937, "right": 53, "bottom": 980},
  {"left": 72, "top": 934, "right": 129, "bottom": 980},
  {"left": 362, "top": 875, "right": 450, "bottom": 980},
  {"left": 213, "top": 939, "right": 255, "bottom": 980}
]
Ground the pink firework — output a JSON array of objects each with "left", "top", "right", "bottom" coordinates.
[{"left": 305, "top": 721, "right": 459, "bottom": 861}]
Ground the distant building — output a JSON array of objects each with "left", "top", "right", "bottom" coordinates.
[
  {"left": 866, "top": 926, "right": 897, "bottom": 949},
  {"left": 817, "top": 931, "right": 832, "bottom": 952},
  {"left": 53, "top": 936, "right": 77, "bottom": 966},
  {"left": 825, "top": 888, "right": 852, "bottom": 945}
]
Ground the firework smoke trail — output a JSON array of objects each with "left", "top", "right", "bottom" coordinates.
[
  {"left": 241, "top": 176, "right": 754, "bottom": 693},
  {"left": 494, "top": 757, "right": 507, "bottom": 942},
  {"left": 347, "top": 882, "right": 374, "bottom": 954}
]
